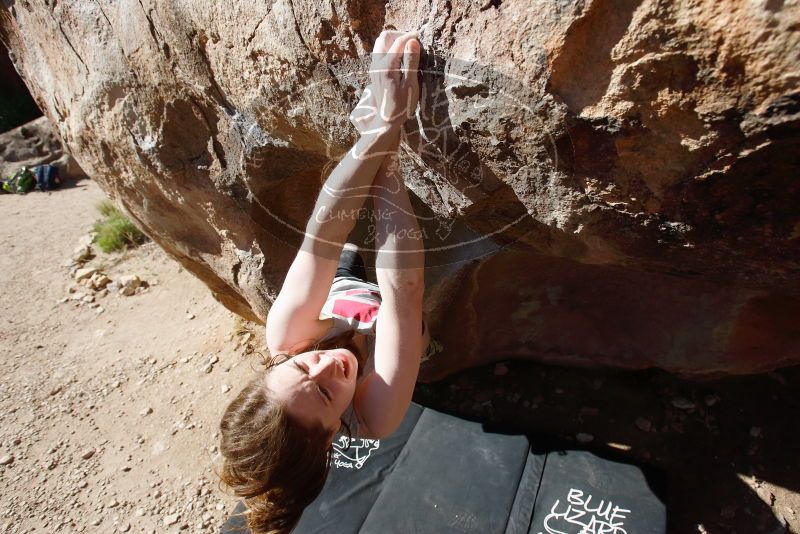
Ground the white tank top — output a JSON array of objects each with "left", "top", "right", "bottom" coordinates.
[
  {"left": 319, "top": 277, "right": 381, "bottom": 438},
  {"left": 318, "top": 277, "right": 432, "bottom": 439},
  {"left": 319, "top": 277, "right": 382, "bottom": 337}
]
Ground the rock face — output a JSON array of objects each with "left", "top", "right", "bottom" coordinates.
[{"left": 1, "top": 0, "right": 798, "bottom": 378}]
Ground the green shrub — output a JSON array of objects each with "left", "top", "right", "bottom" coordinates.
[
  {"left": 93, "top": 201, "right": 147, "bottom": 252},
  {"left": 96, "top": 200, "right": 118, "bottom": 218}
]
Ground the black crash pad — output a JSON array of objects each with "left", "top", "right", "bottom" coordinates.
[{"left": 221, "top": 403, "right": 665, "bottom": 534}]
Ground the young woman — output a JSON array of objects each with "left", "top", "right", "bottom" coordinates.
[{"left": 218, "top": 30, "right": 432, "bottom": 534}]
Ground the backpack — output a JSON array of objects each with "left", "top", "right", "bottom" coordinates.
[
  {"left": 1, "top": 167, "right": 37, "bottom": 194},
  {"left": 34, "top": 164, "right": 61, "bottom": 191}
]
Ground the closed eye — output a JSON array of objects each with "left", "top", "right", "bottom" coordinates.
[
  {"left": 293, "top": 361, "right": 332, "bottom": 403},
  {"left": 319, "top": 386, "right": 332, "bottom": 402}
]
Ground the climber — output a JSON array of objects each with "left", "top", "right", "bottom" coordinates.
[{"left": 217, "top": 30, "right": 438, "bottom": 534}]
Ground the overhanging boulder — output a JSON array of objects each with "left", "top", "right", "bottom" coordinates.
[{"left": 2, "top": 0, "right": 797, "bottom": 376}]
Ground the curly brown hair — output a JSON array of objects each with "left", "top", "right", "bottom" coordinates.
[{"left": 216, "top": 330, "right": 363, "bottom": 534}]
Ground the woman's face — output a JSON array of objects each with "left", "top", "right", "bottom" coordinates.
[{"left": 264, "top": 348, "right": 359, "bottom": 437}]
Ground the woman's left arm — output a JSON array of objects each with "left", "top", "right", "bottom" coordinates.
[{"left": 266, "top": 127, "right": 399, "bottom": 353}]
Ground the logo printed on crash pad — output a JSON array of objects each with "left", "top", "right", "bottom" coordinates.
[
  {"left": 538, "top": 488, "right": 631, "bottom": 534},
  {"left": 331, "top": 436, "right": 380, "bottom": 469}
]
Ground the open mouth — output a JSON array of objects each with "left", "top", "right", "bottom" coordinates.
[
  {"left": 331, "top": 351, "right": 350, "bottom": 379},
  {"left": 337, "top": 354, "right": 349, "bottom": 379}
]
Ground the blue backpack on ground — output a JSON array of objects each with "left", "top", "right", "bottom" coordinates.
[{"left": 34, "top": 164, "right": 61, "bottom": 191}]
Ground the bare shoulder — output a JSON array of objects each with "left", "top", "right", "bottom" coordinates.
[
  {"left": 351, "top": 372, "right": 381, "bottom": 439},
  {"left": 265, "top": 316, "right": 334, "bottom": 355}
]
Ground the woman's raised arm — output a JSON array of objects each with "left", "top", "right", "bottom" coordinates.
[
  {"left": 266, "top": 31, "right": 421, "bottom": 355},
  {"left": 353, "top": 83, "right": 426, "bottom": 437}
]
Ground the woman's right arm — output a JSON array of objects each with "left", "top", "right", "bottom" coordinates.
[
  {"left": 353, "top": 146, "right": 426, "bottom": 438},
  {"left": 350, "top": 35, "right": 424, "bottom": 438}
]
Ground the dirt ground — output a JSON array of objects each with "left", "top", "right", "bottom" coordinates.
[
  {"left": 0, "top": 178, "right": 798, "bottom": 534},
  {"left": 0, "top": 179, "right": 260, "bottom": 533}
]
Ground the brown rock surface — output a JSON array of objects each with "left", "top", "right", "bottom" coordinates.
[{"left": 1, "top": 0, "right": 798, "bottom": 376}]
